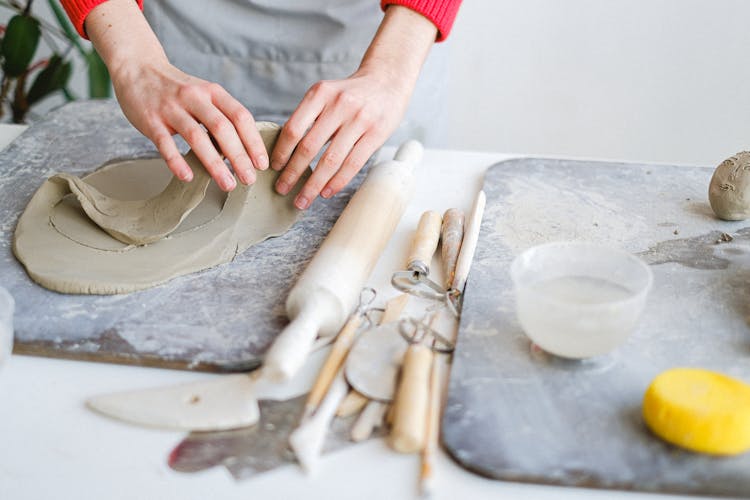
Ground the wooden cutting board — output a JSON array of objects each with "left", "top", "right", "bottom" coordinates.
[
  {"left": 0, "top": 100, "right": 362, "bottom": 372},
  {"left": 442, "top": 157, "right": 750, "bottom": 497}
]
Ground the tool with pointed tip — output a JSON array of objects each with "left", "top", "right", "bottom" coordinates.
[
  {"left": 450, "top": 190, "right": 486, "bottom": 306},
  {"left": 263, "top": 141, "right": 422, "bottom": 382}
]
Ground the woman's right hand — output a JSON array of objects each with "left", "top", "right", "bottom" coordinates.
[
  {"left": 85, "top": 0, "right": 268, "bottom": 192},
  {"left": 111, "top": 60, "right": 269, "bottom": 191}
]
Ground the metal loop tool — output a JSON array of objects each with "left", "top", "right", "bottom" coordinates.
[{"left": 398, "top": 315, "right": 455, "bottom": 354}]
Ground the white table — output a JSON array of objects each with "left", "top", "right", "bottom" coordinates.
[{"left": 0, "top": 124, "right": 709, "bottom": 500}]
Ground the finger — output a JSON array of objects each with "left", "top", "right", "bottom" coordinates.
[
  {"left": 186, "top": 96, "right": 255, "bottom": 185},
  {"left": 150, "top": 125, "right": 193, "bottom": 182},
  {"left": 210, "top": 85, "right": 269, "bottom": 171},
  {"left": 275, "top": 107, "right": 342, "bottom": 197},
  {"left": 271, "top": 82, "right": 329, "bottom": 171},
  {"left": 323, "top": 133, "right": 383, "bottom": 197},
  {"left": 166, "top": 107, "right": 237, "bottom": 192},
  {"left": 294, "top": 122, "right": 366, "bottom": 209}
]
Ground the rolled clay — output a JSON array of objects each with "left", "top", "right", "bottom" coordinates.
[
  {"left": 13, "top": 122, "right": 309, "bottom": 294},
  {"left": 49, "top": 150, "right": 211, "bottom": 245},
  {"left": 708, "top": 151, "right": 750, "bottom": 221}
]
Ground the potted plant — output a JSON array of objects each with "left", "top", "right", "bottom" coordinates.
[{"left": 0, "top": 0, "right": 110, "bottom": 123}]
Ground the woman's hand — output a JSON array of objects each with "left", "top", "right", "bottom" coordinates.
[
  {"left": 270, "top": 68, "right": 411, "bottom": 209},
  {"left": 85, "top": 0, "right": 268, "bottom": 192},
  {"left": 112, "top": 60, "right": 268, "bottom": 191},
  {"left": 271, "top": 5, "right": 439, "bottom": 209}
]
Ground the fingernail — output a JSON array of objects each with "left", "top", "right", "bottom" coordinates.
[
  {"left": 258, "top": 154, "right": 269, "bottom": 170},
  {"left": 276, "top": 180, "right": 290, "bottom": 195},
  {"left": 321, "top": 187, "right": 332, "bottom": 199},
  {"left": 223, "top": 173, "right": 236, "bottom": 191},
  {"left": 180, "top": 170, "right": 193, "bottom": 182},
  {"left": 295, "top": 195, "right": 310, "bottom": 210}
]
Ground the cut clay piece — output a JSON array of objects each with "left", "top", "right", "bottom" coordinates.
[
  {"left": 708, "top": 151, "right": 750, "bottom": 220},
  {"left": 49, "top": 150, "right": 211, "bottom": 245},
  {"left": 13, "top": 122, "right": 308, "bottom": 295}
]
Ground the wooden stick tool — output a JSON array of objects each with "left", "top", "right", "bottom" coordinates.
[{"left": 302, "top": 287, "right": 376, "bottom": 419}]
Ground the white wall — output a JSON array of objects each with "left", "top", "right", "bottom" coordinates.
[{"left": 445, "top": 0, "right": 750, "bottom": 166}]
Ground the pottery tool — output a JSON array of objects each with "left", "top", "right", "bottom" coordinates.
[
  {"left": 345, "top": 291, "right": 413, "bottom": 440},
  {"left": 389, "top": 314, "right": 455, "bottom": 454},
  {"left": 302, "top": 287, "right": 376, "bottom": 419},
  {"left": 86, "top": 347, "right": 330, "bottom": 431},
  {"left": 344, "top": 307, "right": 408, "bottom": 440},
  {"left": 421, "top": 339, "right": 447, "bottom": 496},
  {"left": 388, "top": 207, "right": 461, "bottom": 454},
  {"left": 288, "top": 371, "right": 349, "bottom": 474},
  {"left": 440, "top": 208, "right": 465, "bottom": 290},
  {"left": 350, "top": 400, "right": 389, "bottom": 443},
  {"left": 336, "top": 390, "right": 369, "bottom": 418},
  {"left": 263, "top": 141, "right": 423, "bottom": 382},
  {"left": 391, "top": 211, "right": 445, "bottom": 301},
  {"left": 449, "top": 190, "right": 486, "bottom": 309}
]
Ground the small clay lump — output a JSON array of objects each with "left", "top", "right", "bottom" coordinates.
[{"left": 709, "top": 151, "right": 750, "bottom": 221}]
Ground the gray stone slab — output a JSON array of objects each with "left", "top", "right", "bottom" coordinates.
[
  {"left": 0, "top": 100, "right": 363, "bottom": 371},
  {"left": 443, "top": 157, "right": 750, "bottom": 497}
]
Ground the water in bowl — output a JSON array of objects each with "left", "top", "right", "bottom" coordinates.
[{"left": 517, "top": 275, "right": 637, "bottom": 359}]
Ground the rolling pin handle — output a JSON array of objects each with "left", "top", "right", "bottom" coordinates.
[
  {"left": 262, "top": 301, "right": 324, "bottom": 382},
  {"left": 393, "top": 140, "right": 424, "bottom": 166}
]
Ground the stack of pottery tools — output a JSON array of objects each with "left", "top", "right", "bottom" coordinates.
[{"left": 288, "top": 190, "right": 486, "bottom": 492}]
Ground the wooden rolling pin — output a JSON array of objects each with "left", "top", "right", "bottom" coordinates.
[{"left": 262, "top": 141, "right": 423, "bottom": 381}]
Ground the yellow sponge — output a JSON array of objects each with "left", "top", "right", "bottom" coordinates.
[{"left": 643, "top": 368, "right": 750, "bottom": 455}]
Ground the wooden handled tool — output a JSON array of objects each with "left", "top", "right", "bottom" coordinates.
[
  {"left": 407, "top": 211, "right": 442, "bottom": 275},
  {"left": 303, "top": 288, "right": 375, "bottom": 418},
  {"left": 441, "top": 208, "right": 465, "bottom": 290},
  {"left": 385, "top": 211, "right": 443, "bottom": 452},
  {"left": 389, "top": 339, "right": 434, "bottom": 453},
  {"left": 420, "top": 347, "right": 446, "bottom": 495},
  {"left": 452, "top": 190, "right": 486, "bottom": 295},
  {"left": 263, "top": 141, "right": 423, "bottom": 381}
]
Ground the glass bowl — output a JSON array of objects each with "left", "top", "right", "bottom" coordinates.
[{"left": 510, "top": 241, "right": 653, "bottom": 359}]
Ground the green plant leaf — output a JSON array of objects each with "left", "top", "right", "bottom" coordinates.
[
  {"left": 86, "top": 49, "right": 110, "bottom": 98},
  {"left": 62, "top": 86, "right": 76, "bottom": 102},
  {"left": 46, "top": 0, "right": 86, "bottom": 57},
  {"left": 26, "top": 53, "right": 72, "bottom": 105},
  {"left": 1, "top": 14, "right": 41, "bottom": 77}
]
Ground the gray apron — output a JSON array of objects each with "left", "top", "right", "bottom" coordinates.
[{"left": 143, "top": 0, "right": 447, "bottom": 146}]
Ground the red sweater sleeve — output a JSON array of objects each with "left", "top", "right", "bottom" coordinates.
[
  {"left": 60, "top": 0, "right": 144, "bottom": 38},
  {"left": 381, "top": 0, "right": 462, "bottom": 42}
]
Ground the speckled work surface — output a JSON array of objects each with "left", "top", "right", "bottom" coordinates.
[
  {"left": 442, "top": 158, "right": 750, "bottom": 497},
  {"left": 0, "top": 100, "right": 362, "bottom": 371}
]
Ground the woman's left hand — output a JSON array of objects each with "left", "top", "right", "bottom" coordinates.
[
  {"left": 270, "top": 5, "right": 438, "bottom": 210},
  {"left": 270, "top": 68, "right": 410, "bottom": 209}
]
